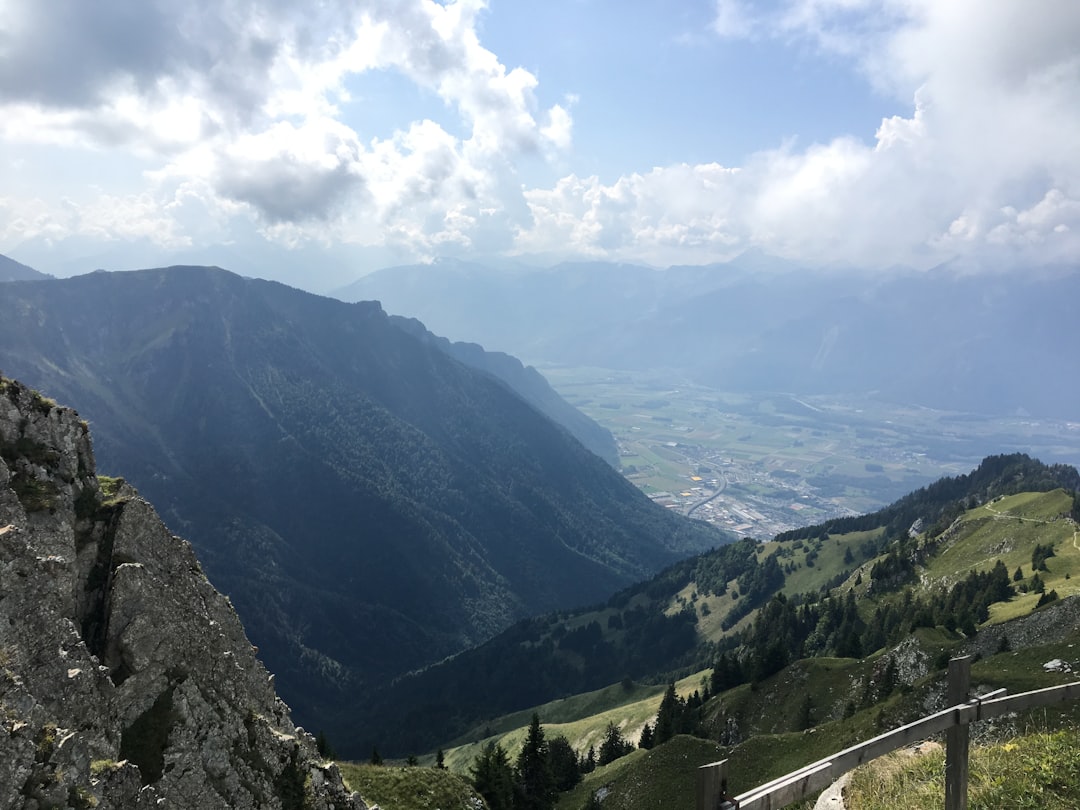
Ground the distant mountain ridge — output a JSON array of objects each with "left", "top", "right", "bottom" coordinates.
[
  {"left": 388, "top": 313, "right": 618, "bottom": 466},
  {"left": 335, "top": 259, "right": 1080, "bottom": 420},
  {"left": 0, "top": 265, "right": 729, "bottom": 744},
  {"left": 0, "top": 252, "right": 51, "bottom": 281}
]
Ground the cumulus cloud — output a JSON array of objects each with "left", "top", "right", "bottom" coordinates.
[
  {"left": 2, "top": 0, "right": 1077, "bottom": 270},
  {"left": 511, "top": 0, "right": 1080, "bottom": 268},
  {"left": 0, "top": 0, "right": 571, "bottom": 250}
]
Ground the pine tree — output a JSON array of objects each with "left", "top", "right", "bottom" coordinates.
[
  {"left": 654, "top": 682, "right": 680, "bottom": 745},
  {"left": 370, "top": 746, "right": 382, "bottom": 766},
  {"left": 315, "top": 730, "right": 335, "bottom": 760},
  {"left": 797, "top": 693, "right": 814, "bottom": 731},
  {"left": 581, "top": 746, "right": 597, "bottom": 774},
  {"left": 471, "top": 742, "right": 515, "bottom": 810},
  {"left": 597, "top": 722, "right": 632, "bottom": 766},
  {"left": 514, "top": 713, "right": 555, "bottom": 810},
  {"left": 436, "top": 748, "right": 446, "bottom": 769},
  {"left": 547, "top": 736, "right": 581, "bottom": 792},
  {"left": 1031, "top": 572, "right": 1046, "bottom": 594},
  {"left": 638, "top": 721, "right": 655, "bottom": 750}
]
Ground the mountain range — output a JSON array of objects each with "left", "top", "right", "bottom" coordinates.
[
  {"left": 0, "top": 263, "right": 728, "bottom": 743},
  {"left": 0, "top": 252, "right": 51, "bottom": 282},
  {"left": 335, "top": 256, "right": 1080, "bottom": 420}
]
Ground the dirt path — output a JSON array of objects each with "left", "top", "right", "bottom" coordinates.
[{"left": 983, "top": 500, "right": 1080, "bottom": 553}]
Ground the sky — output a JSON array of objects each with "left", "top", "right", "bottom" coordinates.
[{"left": 1, "top": 0, "right": 1078, "bottom": 288}]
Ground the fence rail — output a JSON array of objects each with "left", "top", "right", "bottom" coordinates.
[{"left": 697, "top": 657, "right": 1080, "bottom": 810}]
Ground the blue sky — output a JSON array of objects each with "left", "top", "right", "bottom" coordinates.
[{"left": 1, "top": 0, "right": 1078, "bottom": 288}]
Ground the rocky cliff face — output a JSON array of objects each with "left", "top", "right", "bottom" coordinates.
[{"left": 0, "top": 376, "right": 363, "bottom": 809}]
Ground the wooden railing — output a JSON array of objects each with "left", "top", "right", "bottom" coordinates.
[{"left": 697, "top": 656, "right": 1080, "bottom": 810}]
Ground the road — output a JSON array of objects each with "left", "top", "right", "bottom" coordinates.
[{"left": 685, "top": 473, "right": 727, "bottom": 518}]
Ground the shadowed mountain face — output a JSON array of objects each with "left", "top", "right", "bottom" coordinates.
[
  {"left": 0, "top": 265, "right": 727, "bottom": 737},
  {"left": 336, "top": 259, "right": 1080, "bottom": 420},
  {"left": 0, "top": 252, "right": 51, "bottom": 282},
  {"left": 388, "top": 313, "right": 619, "bottom": 466}
]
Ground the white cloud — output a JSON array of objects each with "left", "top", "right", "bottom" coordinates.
[
  {"left": 0, "top": 192, "right": 191, "bottom": 250},
  {"left": 509, "top": 0, "right": 1080, "bottom": 268},
  {"left": 1, "top": 0, "right": 1077, "bottom": 271},
  {"left": 0, "top": 0, "right": 571, "bottom": 257},
  {"left": 712, "top": 0, "right": 757, "bottom": 39}
]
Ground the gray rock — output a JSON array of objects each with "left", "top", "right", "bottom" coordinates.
[{"left": 0, "top": 376, "right": 366, "bottom": 809}]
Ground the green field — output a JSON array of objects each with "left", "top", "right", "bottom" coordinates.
[{"left": 540, "top": 366, "right": 1080, "bottom": 538}]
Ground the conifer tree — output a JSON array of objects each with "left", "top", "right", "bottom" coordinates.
[
  {"left": 797, "top": 693, "right": 814, "bottom": 731},
  {"left": 597, "top": 722, "right": 632, "bottom": 765},
  {"left": 654, "top": 682, "right": 679, "bottom": 745},
  {"left": 471, "top": 742, "right": 515, "bottom": 810},
  {"left": 514, "top": 713, "right": 555, "bottom": 810},
  {"left": 638, "top": 721, "right": 655, "bottom": 750},
  {"left": 581, "top": 746, "right": 597, "bottom": 774},
  {"left": 547, "top": 736, "right": 581, "bottom": 792}
]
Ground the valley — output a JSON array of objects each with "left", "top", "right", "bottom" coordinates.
[{"left": 542, "top": 365, "right": 1080, "bottom": 539}]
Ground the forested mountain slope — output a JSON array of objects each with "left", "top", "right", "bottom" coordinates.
[
  {"left": 370, "top": 454, "right": 1079, "bottom": 757},
  {"left": 388, "top": 313, "right": 618, "bottom": 466},
  {"left": 0, "top": 266, "right": 727, "bottom": 745}
]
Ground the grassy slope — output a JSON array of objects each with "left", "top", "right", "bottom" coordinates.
[
  {"left": 927, "top": 490, "right": 1080, "bottom": 621},
  {"left": 556, "top": 736, "right": 727, "bottom": 810},
  {"left": 847, "top": 728, "right": 1080, "bottom": 810},
  {"left": 336, "top": 489, "right": 1080, "bottom": 810},
  {"left": 337, "top": 762, "right": 484, "bottom": 810},
  {"left": 443, "top": 670, "right": 712, "bottom": 774}
]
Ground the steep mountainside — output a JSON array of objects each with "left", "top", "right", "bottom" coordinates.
[
  {"left": 0, "top": 266, "right": 727, "bottom": 749},
  {"left": 388, "top": 313, "right": 618, "bottom": 466},
  {"left": 336, "top": 259, "right": 1080, "bottom": 419},
  {"left": 0, "top": 252, "right": 51, "bottom": 282},
  {"left": 366, "top": 454, "right": 1079, "bottom": 756},
  {"left": 0, "top": 376, "right": 362, "bottom": 809}
]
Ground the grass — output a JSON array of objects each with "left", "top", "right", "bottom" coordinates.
[
  {"left": 846, "top": 728, "right": 1080, "bottom": 809},
  {"left": 337, "top": 763, "right": 484, "bottom": 810},
  {"left": 443, "top": 670, "right": 712, "bottom": 775},
  {"left": 556, "top": 736, "right": 725, "bottom": 810},
  {"left": 919, "top": 490, "right": 1080, "bottom": 622},
  {"left": 776, "top": 528, "right": 886, "bottom": 598},
  {"left": 928, "top": 491, "right": 1077, "bottom": 584}
]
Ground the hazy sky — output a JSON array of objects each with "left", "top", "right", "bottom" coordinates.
[{"left": 1, "top": 0, "right": 1078, "bottom": 283}]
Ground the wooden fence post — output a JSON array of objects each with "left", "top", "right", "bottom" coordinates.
[
  {"left": 698, "top": 759, "right": 730, "bottom": 810},
  {"left": 945, "top": 656, "right": 971, "bottom": 810}
]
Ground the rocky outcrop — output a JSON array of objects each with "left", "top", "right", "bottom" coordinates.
[{"left": 0, "top": 376, "right": 364, "bottom": 809}]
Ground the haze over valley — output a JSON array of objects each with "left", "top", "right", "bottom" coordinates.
[{"left": 336, "top": 258, "right": 1080, "bottom": 538}]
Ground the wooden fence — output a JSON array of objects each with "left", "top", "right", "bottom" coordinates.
[{"left": 697, "top": 656, "right": 1080, "bottom": 810}]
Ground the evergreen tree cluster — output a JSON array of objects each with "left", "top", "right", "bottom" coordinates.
[
  {"left": 776, "top": 454, "right": 1079, "bottom": 545},
  {"left": 1031, "top": 542, "right": 1055, "bottom": 572},
  {"left": 869, "top": 548, "right": 916, "bottom": 590},
  {"left": 652, "top": 682, "right": 705, "bottom": 745},
  {"left": 711, "top": 561, "right": 1017, "bottom": 694},
  {"left": 597, "top": 723, "right": 634, "bottom": 765},
  {"left": 470, "top": 714, "right": 583, "bottom": 810},
  {"left": 720, "top": 552, "right": 785, "bottom": 630}
]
